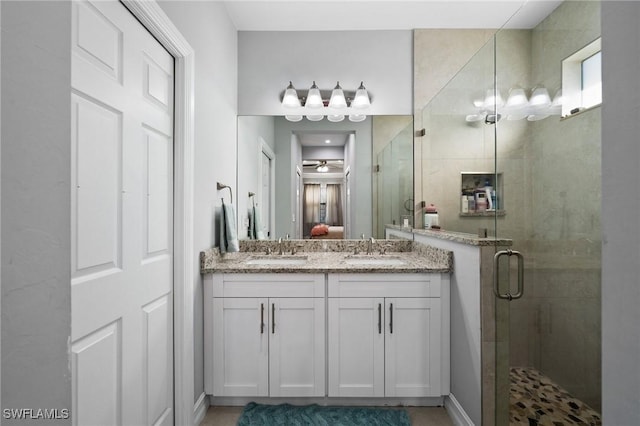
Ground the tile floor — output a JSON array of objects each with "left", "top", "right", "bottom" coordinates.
[
  {"left": 200, "top": 405, "right": 453, "bottom": 426},
  {"left": 200, "top": 368, "right": 602, "bottom": 426},
  {"left": 510, "top": 367, "right": 602, "bottom": 426}
]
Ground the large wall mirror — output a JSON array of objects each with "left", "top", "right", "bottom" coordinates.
[{"left": 237, "top": 115, "right": 413, "bottom": 240}]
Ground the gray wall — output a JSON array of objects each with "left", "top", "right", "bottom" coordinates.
[
  {"left": 238, "top": 31, "right": 413, "bottom": 116},
  {"left": 1, "top": 1, "right": 3, "bottom": 411},
  {"left": 1, "top": 1, "right": 72, "bottom": 423},
  {"left": 274, "top": 117, "right": 372, "bottom": 239},
  {"left": 601, "top": 2, "right": 640, "bottom": 424},
  {"left": 157, "top": 1, "right": 238, "bottom": 405},
  {"left": 415, "top": 235, "right": 482, "bottom": 425}
]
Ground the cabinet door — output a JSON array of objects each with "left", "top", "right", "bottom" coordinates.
[
  {"left": 385, "top": 298, "right": 441, "bottom": 397},
  {"left": 212, "top": 298, "right": 269, "bottom": 396},
  {"left": 328, "top": 298, "right": 385, "bottom": 397},
  {"left": 269, "top": 298, "right": 325, "bottom": 397}
]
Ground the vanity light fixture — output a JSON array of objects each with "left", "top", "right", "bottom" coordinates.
[
  {"left": 281, "top": 81, "right": 371, "bottom": 122},
  {"left": 466, "top": 85, "right": 562, "bottom": 123}
]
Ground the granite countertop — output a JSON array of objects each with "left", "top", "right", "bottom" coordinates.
[
  {"left": 200, "top": 239, "right": 453, "bottom": 274},
  {"left": 386, "top": 224, "right": 513, "bottom": 247}
]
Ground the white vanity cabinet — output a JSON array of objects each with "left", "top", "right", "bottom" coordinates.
[
  {"left": 204, "top": 274, "right": 325, "bottom": 397},
  {"left": 327, "top": 273, "right": 449, "bottom": 398}
]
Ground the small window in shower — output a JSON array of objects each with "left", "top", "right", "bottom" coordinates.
[
  {"left": 581, "top": 51, "right": 602, "bottom": 109},
  {"left": 561, "top": 38, "right": 602, "bottom": 117}
]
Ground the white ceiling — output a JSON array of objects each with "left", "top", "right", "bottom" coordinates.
[
  {"left": 296, "top": 131, "right": 351, "bottom": 147},
  {"left": 222, "top": 0, "right": 564, "bottom": 31}
]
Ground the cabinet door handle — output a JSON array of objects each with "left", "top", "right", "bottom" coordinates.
[
  {"left": 272, "top": 303, "right": 275, "bottom": 334},
  {"left": 389, "top": 303, "right": 393, "bottom": 334},
  {"left": 260, "top": 303, "right": 265, "bottom": 334},
  {"left": 378, "top": 303, "right": 382, "bottom": 334}
]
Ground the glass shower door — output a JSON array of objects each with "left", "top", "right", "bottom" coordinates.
[
  {"left": 374, "top": 120, "right": 414, "bottom": 238},
  {"left": 494, "top": 2, "right": 603, "bottom": 424}
]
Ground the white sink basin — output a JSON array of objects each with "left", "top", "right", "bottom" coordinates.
[
  {"left": 246, "top": 255, "right": 308, "bottom": 266},
  {"left": 344, "top": 256, "right": 406, "bottom": 266}
]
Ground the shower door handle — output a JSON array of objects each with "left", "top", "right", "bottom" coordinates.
[{"left": 493, "top": 249, "right": 524, "bottom": 301}]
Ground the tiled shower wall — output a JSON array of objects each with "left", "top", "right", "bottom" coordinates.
[
  {"left": 509, "top": 0, "right": 602, "bottom": 412},
  {"left": 413, "top": 0, "right": 602, "bottom": 415}
]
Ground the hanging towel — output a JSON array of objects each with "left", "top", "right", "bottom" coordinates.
[
  {"left": 253, "top": 203, "right": 266, "bottom": 240},
  {"left": 219, "top": 200, "right": 239, "bottom": 253},
  {"left": 248, "top": 206, "right": 256, "bottom": 239}
]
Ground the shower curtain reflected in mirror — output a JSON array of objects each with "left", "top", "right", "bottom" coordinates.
[
  {"left": 303, "top": 184, "right": 321, "bottom": 237},
  {"left": 325, "top": 184, "right": 343, "bottom": 226}
]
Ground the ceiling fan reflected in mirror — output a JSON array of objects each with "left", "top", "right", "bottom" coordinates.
[{"left": 302, "top": 159, "right": 344, "bottom": 173}]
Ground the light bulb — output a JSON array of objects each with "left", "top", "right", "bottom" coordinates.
[
  {"left": 351, "top": 81, "right": 370, "bottom": 109},
  {"left": 505, "top": 88, "right": 528, "bottom": 108},
  {"left": 305, "top": 81, "right": 323, "bottom": 109},
  {"left": 306, "top": 114, "right": 324, "bottom": 122},
  {"left": 328, "top": 82, "right": 347, "bottom": 109},
  {"left": 529, "top": 87, "right": 551, "bottom": 109},
  {"left": 483, "top": 89, "right": 504, "bottom": 109},
  {"left": 282, "top": 82, "right": 301, "bottom": 108},
  {"left": 285, "top": 115, "right": 302, "bottom": 122}
]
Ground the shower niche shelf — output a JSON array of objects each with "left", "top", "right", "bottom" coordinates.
[{"left": 459, "top": 172, "right": 505, "bottom": 217}]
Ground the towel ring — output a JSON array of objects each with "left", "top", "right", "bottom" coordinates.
[{"left": 217, "top": 182, "right": 233, "bottom": 204}]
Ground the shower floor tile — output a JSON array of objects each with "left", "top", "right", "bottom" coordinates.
[{"left": 510, "top": 367, "right": 601, "bottom": 426}]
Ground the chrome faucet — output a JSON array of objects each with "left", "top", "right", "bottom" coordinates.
[
  {"left": 278, "top": 237, "right": 284, "bottom": 255},
  {"left": 367, "top": 237, "right": 375, "bottom": 255}
]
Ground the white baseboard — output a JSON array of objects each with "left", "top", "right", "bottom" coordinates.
[
  {"left": 193, "top": 392, "right": 209, "bottom": 426},
  {"left": 445, "top": 394, "right": 474, "bottom": 426},
  {"left": 210, "top": 396, "right": 444, "bottom": 407}
]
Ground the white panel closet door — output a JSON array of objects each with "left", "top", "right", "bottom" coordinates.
[{"left": 71, "top": 1, "right": 174, "bottom": 425}]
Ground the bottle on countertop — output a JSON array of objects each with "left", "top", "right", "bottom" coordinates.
[
  {"left": 423, "top": 204, "right": 440, "bottom": 230},
  {"left": 475, "top": 190, "right": 487, "bottom": 212},
  {"left": 484, "top": 180, "right": 494, "bottom": 210}
]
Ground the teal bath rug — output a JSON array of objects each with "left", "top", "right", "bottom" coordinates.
[{"left": 237, "top": 402, "right": 411, "bottom": 425}]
